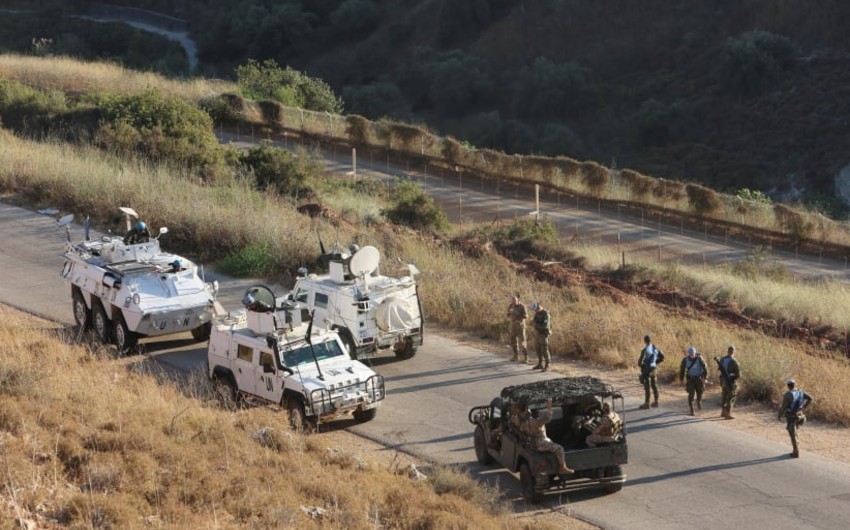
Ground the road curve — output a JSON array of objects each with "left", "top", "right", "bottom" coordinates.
[{"left": 1, "top": 201, "right": 849, "bottom": 529}]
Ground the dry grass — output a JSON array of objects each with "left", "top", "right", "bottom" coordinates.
[
  {"left": 0, "top": 307, "right": 555, "bottom": 529},
  {"left": 0, "top": 53, "right": 235, "bottom": 101},
  {"left": 2, "top": 130, "right": 849, "bottom": 428}
]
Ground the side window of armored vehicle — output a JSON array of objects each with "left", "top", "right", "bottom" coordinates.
[
  {"left": 294, "top": 288, "right": 309, "bottom": 303},
  {"left": 237, "top": 344, "right": 253, "bottom": 362},
  {"left": 259, "top": 351, "right": 274, "bottom": 372},
  {"left": 315, "top": 292, "right": 329, "bottom": 309}
]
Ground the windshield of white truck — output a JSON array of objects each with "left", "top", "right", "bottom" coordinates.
[{"left": 283, "top": 340, "right": 345, "bottom": 367}]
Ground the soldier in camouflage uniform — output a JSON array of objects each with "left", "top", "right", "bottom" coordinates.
[
  {"left": 715, "top": 345, "right": 741, "bottom": 419},
  {"left": 507, "top": 295, "right": 529, "bottom": 363},
  {"left": 585, "top": 403, "right": 622, "bottom": 447},
  {"left": 521, "top": 398, "right": 574, "bottom": 474},
  {"left": 778, "top": 379, "right": 813, "bottom": 458},
  {"left": 678, "top": 346, "right": 707, "bottom": 416},
  {"left": 531, "top": 302, "right": 552, "bottom": 371}
]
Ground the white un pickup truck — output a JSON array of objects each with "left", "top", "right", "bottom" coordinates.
[{"left": 207, "top": 285, "right": 385, "bottom": 430}]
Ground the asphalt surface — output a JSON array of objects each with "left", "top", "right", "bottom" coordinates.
[{"left": 2, "top": 201, "right": 849, "bottom": 530}]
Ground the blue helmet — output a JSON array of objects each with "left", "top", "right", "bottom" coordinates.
[
  {"left": 171, "top": 259, "right": 181, "bottom": 269},
  {"left": 135, "top": 221, "right": 147, "bottom": 231}
]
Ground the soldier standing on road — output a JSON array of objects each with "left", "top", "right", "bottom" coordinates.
[
  {"left": 530, "top": 302, "right": 551, "bottom": 371},
  {"left": 507, "top": 295, "right": 529, "bottom": 363},
  {"left": 678, "top": 346, "right": 707, "bottom": 416},
  {"left": 637, "top": 335, "right": 662, "bottom": 409},
  {"left": 585, "top": 402, "right": 622, "bottom": 447},
  {"left": 522, "top": 398, "right": 574, "bottom": 474},
  {"left": 715, "top": 345, "right": 741, "bottom": 419},
  {"left": 778, "top": 379, "right": 813, "bottom": 458}
]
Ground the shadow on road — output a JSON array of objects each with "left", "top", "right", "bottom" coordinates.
[
  {"left": 625, "top": 410, "right": 704, "bottom": 433},
  {"left": 626, "top": 455, "right": 787, "bottom": 487}
]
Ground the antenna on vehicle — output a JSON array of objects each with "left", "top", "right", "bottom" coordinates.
[
  {"left": 305, "top": 310, "right": 324, "bottom": 380},
  {"left": 84, "top": 215, "right": 91, "bottom": 241},
  {"left": 57, "top": 214, "right": 75, "bottom": 243}
]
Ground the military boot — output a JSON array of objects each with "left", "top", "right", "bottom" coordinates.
[
  {"left": 510, "top": 352, "right": 518, "bottom": 362},
  {"left": 541, "top": 362, "right": 550, "bottom": 372},
  {"left": 696, "top": 399, "right": 702, "bottom": 410},
  {"left": 639, "top": 401, "right": 650, "bottom": 410},
  {"left": 531, "top": 363, "right": 543, "bottom": 370},
  {"left": 651, "top": 399, "right": 659, "bottom": 408},
  {"left": 522, "top": 355, "right": 529, "bottom": 364},
  {"left": 688, "top": 403, "right": 695, "bottom": 416}
]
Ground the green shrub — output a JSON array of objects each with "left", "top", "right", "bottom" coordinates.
[
  {"left": 199, "top": 94, "right": 241, "bottom": 126},
  {"left": 216, "top": 243, "right": 277, "bottom": 277},
  {"left": 240, "top": 144, "right": 318, "bottom": 198},
  {"left": 721, "top": 30, "right": 800, "bottom": 97},
  {"left": 383, "top": 179, "right": 449, "bottom": 232},
  {"left": 96, "top": 88, "right": 223, "bottom": 176},
  {"left": 0, "top": 78, "right": 65, "bottom": 130},
  {"left": 737, "top": 188, "right": 772, "bottom": 205},
  {"left": 773, "top": 204, "right": 812, "bottom": 242},
  {"left": 236, "top": 59, "right": 343, "bottom": 113},
  {"left": 581, "top": 162, "right": 609, "bottom": 197}
]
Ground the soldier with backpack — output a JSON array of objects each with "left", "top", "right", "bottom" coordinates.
[
  {"left": 778, "top": 379, "right": 813, "bottom": 458},
  {"left": 637, "top": 335, "right": 664, "bottom": 409},
  {"left": 715, "top": 345, "right": 741, "bottom": 419},
  {"left": 678, "top": 346, "right": 707, "bottom": 415}
]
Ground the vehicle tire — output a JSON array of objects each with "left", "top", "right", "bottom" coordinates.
[
  {"left": 191, "top": 322, "right": 212, "bottom": 342},
  {"left": 520, "top": 461, "right": 544, "bottom": 503},
  {"left": 394, "top": 336, "right": 417, "bottom": 360},
  {"left": 474, "top": 425, "right": 494, "bottom": 465},
  {"left": 353, "top": 406, "right": 377, "bottom": 423},
  {"left": 213, "top": 374, "right": 241, "bottom": 409},
  {"left": 72, "top": 290, "right": 91, "bottom": 331},
  {"left": 287, "top": 398, "right": 309, "bottom": 431},
  {"left": 602, "top": 465, "right": 625, "bottom": 493},
  {"left": 92, "top": 302, "right": 111, "bottom": 344},
  {"left": 112, "top": 314, "right": 138, "bottom": 354}
]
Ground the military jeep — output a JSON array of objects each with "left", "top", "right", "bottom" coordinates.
[{"left": 468, "top": 376, "right": 628, "bottom": 502}]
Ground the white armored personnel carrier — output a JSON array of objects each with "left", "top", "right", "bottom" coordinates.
[
  {"left": 207, "top": 285, "right": 384, "bottom": 429},
  {"left": 60, "top": 207, "right": 219, "bottom": 352},
  {"left": 284, "top": 244, "right": 424, "bottom": 360}
]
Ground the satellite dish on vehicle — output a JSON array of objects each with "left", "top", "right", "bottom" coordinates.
[
  {"left": 119, "top": 207, "right": 139, "bottom": 219},
  {"left": 349, "top": 246, "right": 380, "bottom": 277},
  {"left": 57, "top": 214, "right": 75, "bottom": 228}
]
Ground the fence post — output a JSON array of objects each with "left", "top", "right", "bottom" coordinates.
[
  {"left": 658, "top": 245, "right": 661, "bottom": 262},
  {"left": 622, "top": 251, "right": 626, "bottom": 268}
]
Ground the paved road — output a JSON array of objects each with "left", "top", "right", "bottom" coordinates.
[
  {"left": 219, "top": 130, "right": 850, "bottom": 282},
  {"left": 2, "top": 201, "right": 849, "bottom": 530}
]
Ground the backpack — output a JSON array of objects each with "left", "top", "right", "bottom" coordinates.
[{"left": 656, "top": 350, "right": 665, "bottom": 364}]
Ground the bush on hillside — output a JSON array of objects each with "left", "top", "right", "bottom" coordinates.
[
  {"left": 620, "top": 169, "right": 655, "bottom": 199},
  {"left": 686, "top": 183, "right": 722, "bottom": 216},
  {"left": 240, "top": 143, "right": 319, "bottom": 198},
  {"left": 330, "top": 0, "right": 382, "bottom": 36},
  {"left": 0, "top": 78, "right": 67, "bottom": 130},
  {"left": 345, "top": 114, "right": 373, "bottom": 145},
  {"left": 581, "top": 162, "right": 609, "bottom": 197},
  {"left": 721, "top": 30, "right": 800, "bottom": 97},
  {"left": 236, "top": 59, "right": 343, "bottom": 113},
  {"left": 773, "top": 203, "right": 812, "bottom": 242},
  {"left": 96, "top": 89, "right": 224, "bottom": 178},
  {"left": 342, "top": 81, "right": 409, "bottom": 120},
  {"left": 399, "top": 48, "right": 493, "bottom": 113},
  {"left": 383, "top": 179, "right": 449, "bottom": 232},
  {"left": 512, "top": 58, "right": 591, "bottom": 120}
]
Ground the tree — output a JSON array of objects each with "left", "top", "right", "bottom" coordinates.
[
  {"left": 721, "top": 30, "right": 800, "bottom": 97},
  {"left": 235, "top": 59, "right": 343, "bottom": 113},
  {"left": 511, "top": 58, "right": 591, "bottom": 120},
  {"left": 330, "top": 0, "right": 382, "bottom": 36}
]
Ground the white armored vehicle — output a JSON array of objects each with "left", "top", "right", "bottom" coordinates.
[
  {"left": 285, "top": 244, "right": 423, "bottom": 360},
  {"left": 207, "top": 285, "right": 385, "bottom": 428},
  {"left": 60, "top": 207, "right": 219, "bottom": 352}
]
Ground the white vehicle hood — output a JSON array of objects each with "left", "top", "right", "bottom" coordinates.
[{"left": 288, "top": 357, "right": 378, "bottom": 392}]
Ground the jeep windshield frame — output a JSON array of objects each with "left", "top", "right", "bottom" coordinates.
[{"left": 282, "top": 339, "right": 346, "bottom": 367}]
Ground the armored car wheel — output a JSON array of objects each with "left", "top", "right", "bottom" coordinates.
[
  {"left": 72, "top": 290, "right": 91, "bottom": 331},
  {"left": 191, "top": 322, "right": 212, "bottom": 342},
  {"left": 474, "top": 425, "right": 494, "bottom": 465},
  {"left": 112, "top": 315, "right": 138, "bottom": 354},
  {"left": 520, "top": 461, "right": 544, "bottom": 504},
  {"left": 92, "top": 302, "right": 111, "bottom": 344},
  {"left": 353, "top": 406, "right": 377, "bottom": 423},
  {"left": 394, "top": 336, "right": 417, "bottom": 360}
]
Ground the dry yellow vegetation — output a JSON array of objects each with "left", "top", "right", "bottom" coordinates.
[{"left": 0, "top": 306, "right": 580, "bottom": 529}]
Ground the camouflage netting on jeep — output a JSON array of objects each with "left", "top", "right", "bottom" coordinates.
[{"left": 501, "top": 376, "right": 620, "bottom": 405}]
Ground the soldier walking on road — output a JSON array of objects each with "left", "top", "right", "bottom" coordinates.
[
  {"left": 530, "top": 302, "right": 551, "bottom": 371},
  {"left": 637, "top": 335, "right": 663, "bottom": 409},
  {"left": 507, "top": 295, "right": 529, "bottom": 363},
  {"left": 778, "top": 379, "right": 813, "bottom": 458},
  {"left": 678, "top": 346, "right": 707, "bottom": 416},
  {"left": 715, "top": 345, "right": 741, "bottom": 419}
]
